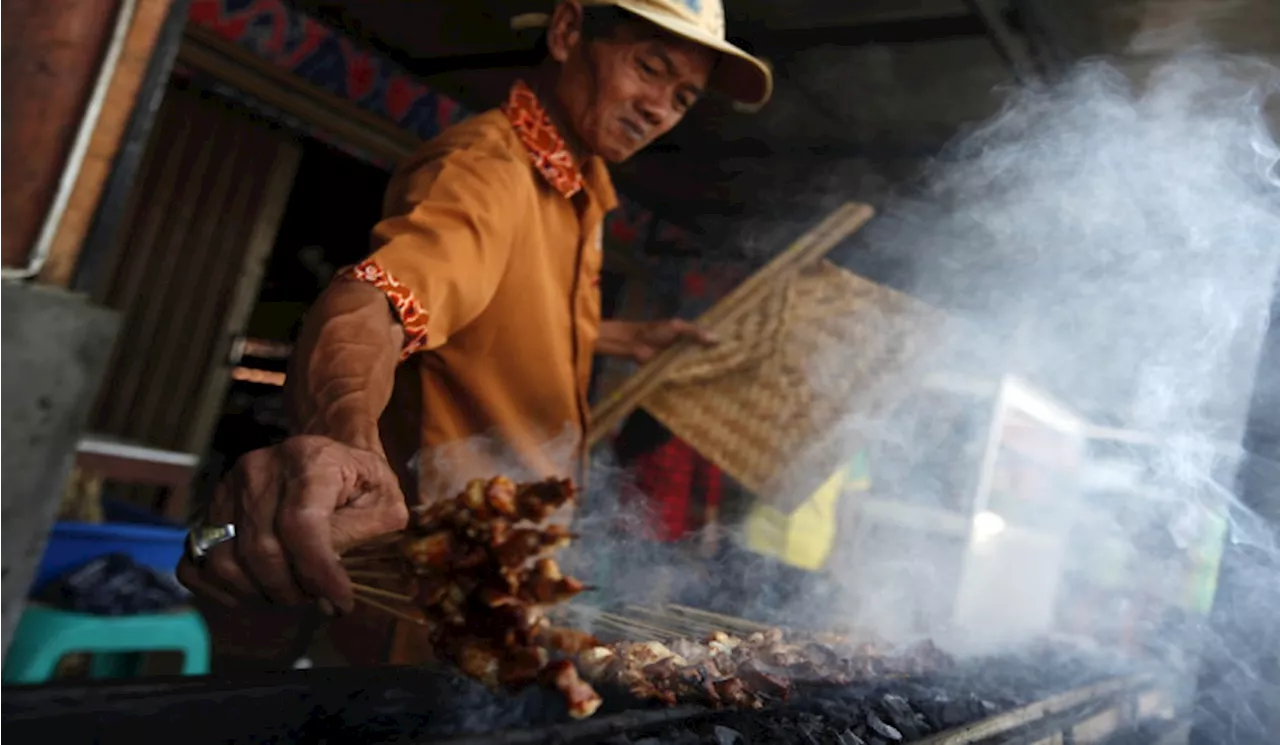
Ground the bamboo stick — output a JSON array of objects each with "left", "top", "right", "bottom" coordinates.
[
  {"left": 351, "top": 582, "right": 414, "bottom": 603},
  {"left": 594, "top": 613, "right": 676, "bottom": 640},
  {"left": 618, "top": 607, "right": 706, "bottom": 637},
  {"left": 352, "top": 531, "right": 405, "bottom": 548},
  {"left": 586, "top": 202, "right": 875, "bottom": 448},
  {"left": 665, "top": 604, "right": 774, "bottom": 632},
  {"left": 341, "top": 553, "right": 402, "bottom": 565},
  {"left": 593, "top": 614, "right": 660, "bottom": 633},
  {"left": 352, "top": 593, "right": 427, "bottom": 626},
  {"left": 346, "top": 569, "right": 406, "bottom": 580}
]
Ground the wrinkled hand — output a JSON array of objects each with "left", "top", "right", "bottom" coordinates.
[
  {"left": 627, "top": 319, "right": 717, "bottom": 363},
  {"left": 177, "top": 435, "right": 408, "bottom": 614}
]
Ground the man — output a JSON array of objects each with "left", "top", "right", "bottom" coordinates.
[{"left": 178, "top": 0, "right": 771, "bottom": 664}]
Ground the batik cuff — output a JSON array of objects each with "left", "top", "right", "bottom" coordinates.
[{"left": 340, "top": 258, "right": 430, "bottom": 360}]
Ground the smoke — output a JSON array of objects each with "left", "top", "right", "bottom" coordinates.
[
  {"left": 571, "top": 53, "right": 1279, "bottom": 683},
  {"left": 739, "top": 50, "right": 1279, "bottom": 687},
  {"left": 411, "top": 424, "right": 581, "bottom": 504}
]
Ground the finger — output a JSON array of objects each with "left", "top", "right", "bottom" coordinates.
[
  {"left": 330, "top": 497, "right": 409, "bottom": 554},
  {"left": 235, "top": 528, "right": 305, "bottom": 605},
  {"left": 334, "top": 451, "right": 411, "bottom": 547},
  {"left": 277, "top": 471, "right": 352, "bottom": 612},
  {"left": 176, "top": 557, "right": 240, "bottom": 608},
  {"left": 201, "top": 475, "right": 270, "bottom": 604},
  {"left": 205, "top": 541, "right": 269, "bottom": 602},
  {"left": 672, "top": 319, "right": 718, "bottom": 345},
  {"left": 233, "top": 458, "right": 305, "bottom": 605}
]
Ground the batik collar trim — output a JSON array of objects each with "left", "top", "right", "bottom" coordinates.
[{"left": 502, "top": 80, "right": 584, "bottom": 199}]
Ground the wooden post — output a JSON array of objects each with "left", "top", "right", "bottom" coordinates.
[
  {"left": 68, "top": 0, "right": 194, "bottom": 292},
  {"left": 1, "top": 0, "right": 125, "bottom": 270},
  {"left": 19, "top": 0, "right": 186, "bottom": 288}
]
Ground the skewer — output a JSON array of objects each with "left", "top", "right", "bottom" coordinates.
[
  {"left": 352, "top": 531, "right": 406, "bottom": 549},
  {"left": 346, "top": 569, "right": 406, "bottom": 580},
  {"left": 635, "top": 609, "right": 707, "bottom": 634},
  {"left": 352, "top": 592, "right": 427, "bottom": 626},
  {"left": 594, "top": 613, "right": 674, "bottom": 641},
  {"left": 619, "top": 606, "right": 708, "bottom": 637},
  {"left": 341, "top": 553, "right": 403, "bottom": 565},
  {"left": 590, "top": 616, "right": 655, "bottom": 635},
  {"left": 665, "top": 604, "right": 774, "bottom": 632},
  {"left": 351, "top": 582, "right": 414, "bottom": 603}
]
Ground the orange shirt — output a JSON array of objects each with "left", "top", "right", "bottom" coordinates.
[{"left": 342, "top": 80, "right": 618, "bottom": 504}]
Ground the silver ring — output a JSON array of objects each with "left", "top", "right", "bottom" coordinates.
[{"left": 187, "top": 523, "right": 237, "bottom": 563}]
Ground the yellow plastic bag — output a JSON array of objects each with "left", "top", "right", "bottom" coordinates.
[{"left": 744, "top": 453, "right": 869, "bottom": 571}]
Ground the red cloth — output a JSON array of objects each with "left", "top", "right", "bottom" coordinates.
[{"left": 628, "top": 437, "right": 723, "bottom": 543}]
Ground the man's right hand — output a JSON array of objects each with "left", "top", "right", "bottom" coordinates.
[{"left": 177, "top": 435, "right": 409, "bottom": 614}]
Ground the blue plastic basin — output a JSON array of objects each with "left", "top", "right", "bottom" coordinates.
[{"left": 32, "top": 520, "right": 186, "bottom": 594}]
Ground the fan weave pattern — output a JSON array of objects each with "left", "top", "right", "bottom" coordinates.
[{"left": 642, "top": 261, "right": 943, "bottom": 507}]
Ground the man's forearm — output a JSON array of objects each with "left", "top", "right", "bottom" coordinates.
[
  {"left": 595, "top": 319, "right": 639, "bottom": 358},
  {"left": 286, "top": 280, "right": 405, "bottom": 454},
  {"left": 596, "top": 318, "right": 716, "bottom": 363}
]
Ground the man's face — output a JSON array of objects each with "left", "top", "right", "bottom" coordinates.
[{"left": 549, "top": 4, "right": 715, "bottom": 163}]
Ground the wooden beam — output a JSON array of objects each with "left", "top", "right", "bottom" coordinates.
[
  {"left": 737, "top": 0, "right": 971, "bottom": 31},
  {"left": 962, "top": 0, "right": 1045, "bottom": 84},
  {"left": 174, "top": 27, "right": 422, "bottom": 164}
]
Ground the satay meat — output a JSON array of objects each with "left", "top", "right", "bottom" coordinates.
[{"left": 351, "top": 476, "right": 601, "bottom": 714}]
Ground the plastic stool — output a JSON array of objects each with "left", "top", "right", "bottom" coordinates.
[{"left": 2, "top": 605, "right": 210, "bottom": 684}]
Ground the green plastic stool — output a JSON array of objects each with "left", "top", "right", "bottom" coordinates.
[{"left": 2, "top": 605, "right": 211, "bottom": 685}]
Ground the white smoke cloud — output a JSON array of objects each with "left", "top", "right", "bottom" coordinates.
[{"left": 788, "top": 53, "right": 1280, "bottom": 663}]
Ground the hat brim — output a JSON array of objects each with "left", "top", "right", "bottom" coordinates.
[{"left": 610, "top": 1, "right": 772, "bottom": 107}]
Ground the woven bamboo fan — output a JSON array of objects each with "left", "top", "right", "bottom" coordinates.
[
  {"left": 586, "top": 202, "right": 876, "bottom": 447},
  {"left": 642, "top": 260, "right": 946, "bottom": 511}
]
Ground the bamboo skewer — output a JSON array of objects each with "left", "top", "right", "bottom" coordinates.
[
  {"left": 346, "top": 569, "right": 406, "bottom": 580},
  {"left": 356, "top": 532, "right": 404, "bottom": 548},
  {"left": 341, "top": 553, "right": 402, "bottom": 565},
  {"left": 352, "top": 593, "right": 428, "bottom": 625},
  {"left": 351, "top": 582, "right": 414, "bottom": 603},
  {"left": 585, "top": 202, "right": 875, "bottom": 448},
  {"left": 593, "top": 612, "right": 679, "bottom": 641},
  {"left": 619, "top": 607, "right": 707, "bottom": 638},
  {"left": 665, "top": 604, "right": 774, "bottom": 632}
]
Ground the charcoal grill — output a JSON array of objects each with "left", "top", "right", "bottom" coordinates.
[
  {"left": 433, "top": 674, "right": 1172, "bottom": 745},
  {"left": 1, "top": 666, "right": 1174, "bottom": 745},
  {"left": 2, "top": 604, "right": 1182, "bottom": 744}
]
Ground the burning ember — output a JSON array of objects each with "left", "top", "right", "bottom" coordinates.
[{"left": 575, "top": 630, "right": 955, "bottom": 711}]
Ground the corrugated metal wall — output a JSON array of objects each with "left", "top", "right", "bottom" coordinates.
[{"left": 89, "top": 82, "right": 301, "bottom": 450}]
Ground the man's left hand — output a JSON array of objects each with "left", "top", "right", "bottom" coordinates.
[{"left": 598, "top": 319, "right": 717, "bottom": 363}]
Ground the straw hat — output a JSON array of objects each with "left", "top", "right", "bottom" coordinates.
[{"left": 513, "top": 0, "right": 773, "bottom": 107}]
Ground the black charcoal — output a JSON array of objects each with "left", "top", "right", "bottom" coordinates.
[
  {"left": 866, "top": 711, "right": 903, "bottom": 741},
  {"left": 941, "top": 699, "right": 971, "bottom": 727},
  {"left": 880, "top": 694, "right": 914, "bottom": 720},
  {"left": 878, "top": 694, "right": 922, "bottom": 739}
]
